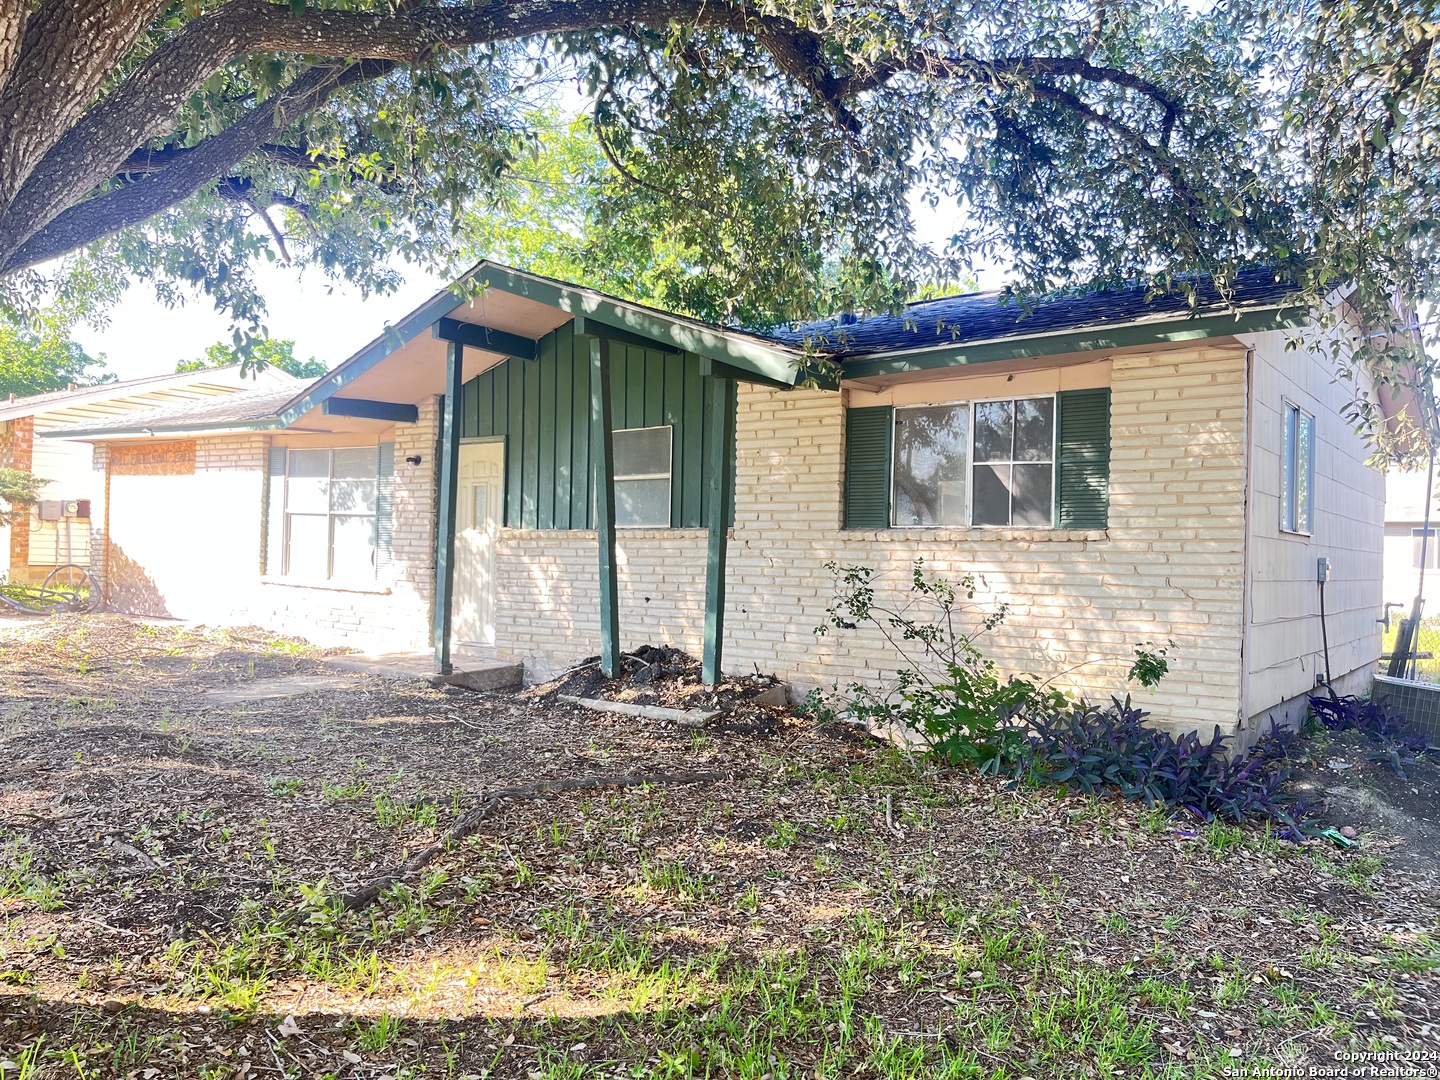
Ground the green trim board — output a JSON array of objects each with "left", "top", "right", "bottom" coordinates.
[
  {"left": 277, "top": 286, "right": 464, "bottom": 428},
  {"left": 839, "top": 307, "right": 1306, "bottom": 380},
  {"left": 458, "top": 320, "right": 722, "bottom": 530},
  {"left": 471, "top": 266, "right": 802, "bottom": 385}
]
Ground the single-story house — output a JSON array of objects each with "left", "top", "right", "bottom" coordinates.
[
  {"left": 1382, "top": 469, "right": 1436, "bottom": 612},
  {"left": 0, "top": 365, "right": 298, "bottom": 583},
  {"left": 48, "top": 263, "right": 1394, "bottom": 748}
]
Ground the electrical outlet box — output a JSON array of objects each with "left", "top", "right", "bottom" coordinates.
[{"left": 1317, "top": 557, "right": 1331, "bottom": 583}]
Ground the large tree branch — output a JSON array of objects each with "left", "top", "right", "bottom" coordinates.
[
  {"left": 1, "top": 61, "right": 394, "bottom": 275},
  {"left": 0, "top": 0, "right": 169, "bottom": 209},
  {"left": 0, "top": 0, "right": 25, "bottom": 97},
  {"left": 0, "top": 0, "right": 1193, "bottom": 272},
  {"left": 0, "top": 0, "right": 700, "bottom": 261}
]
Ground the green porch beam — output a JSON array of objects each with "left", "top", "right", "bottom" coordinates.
[
  {"left": 432, "top": 340, "right": 465, "bottom": 675},
  {"left": 433, "top": 316, "right": 538, "bottom": 360},
  {"left": 588, "top": 335, "right": 622, "bottom": 677},
  {"left": 702, "top": 376, "right": 738, "bottom": 686}
]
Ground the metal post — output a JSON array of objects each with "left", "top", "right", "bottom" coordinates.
[
  {"left": 589, "top": 336, "right": 621, "bottom": 676},
  {"left": 432, "top": 340, "right": 464, "bottom": 675},
  {"left": 703, "top": 376, "right": 737, "bottom": 685}
]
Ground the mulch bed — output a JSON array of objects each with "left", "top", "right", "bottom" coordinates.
[{"left": 0, "top": 615, "right": 1434, "bottom": 1078}]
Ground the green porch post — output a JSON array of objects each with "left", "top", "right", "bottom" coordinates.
[
  {"left": 703, "top": 376, "right": 738, "bottom": 686},
  {"left": 589, "top": 335, "right": 621, "bottom": 677},
  {"left": 432, "top": 339, "right": 464, "bottom": 675}
]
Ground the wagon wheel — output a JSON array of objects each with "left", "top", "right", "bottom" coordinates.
[{"left": 40, "top": 564, "right": 100, "bottom": 612}]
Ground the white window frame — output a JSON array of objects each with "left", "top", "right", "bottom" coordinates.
[
  {"left": 282, "top": 446, "right": 380, "bottom": 581},
  {"left": 1280, "top": 400, "right": 1315, "bottom": 536},
  {"left": 612, "top": 425, "right": 673, "bottom": 529},
  {"left": 890, "top": 395, "right": 1057, "bottom": 528}
]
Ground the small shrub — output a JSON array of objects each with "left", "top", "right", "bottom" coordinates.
[
  {"left": 1307, "top": 694, "right": 1434, "bottom": 778},
  {"left": 818, "top": 560, "right": 1315, "bottom": 836}
]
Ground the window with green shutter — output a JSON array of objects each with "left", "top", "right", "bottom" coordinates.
[
  {"left": 844, "top": 406, "right": 892, "bottom": 528},
  {"left": 1054, "top": 388, "right": 1111, "bottom": 529}
]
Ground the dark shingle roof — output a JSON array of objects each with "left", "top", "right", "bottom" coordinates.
[
  {"left": 43, "top": 383, "right": 301, "bottom": 437},
  {"left": 771, "top": 268, "right": 1299, "bottom": 359}
]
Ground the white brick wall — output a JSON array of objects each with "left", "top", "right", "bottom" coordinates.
[
  {"left": 90, "top": 400, "right": 441, "bottom": 652},
  {"left": 490, "top": 344, "right": 1256, "bottom": 740}
]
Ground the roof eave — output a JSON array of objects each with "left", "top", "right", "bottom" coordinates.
[
  {"left": 277, "top": 262, "right": 808, "bottom": 423},
  {"left": 836, "top": 305, "right": 1308, "bottom": 380},
  {"left": 42, "top": 417, "right": 283, "bottom": 440}
]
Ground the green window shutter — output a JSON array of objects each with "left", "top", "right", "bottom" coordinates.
[
  {"left": 844, "top": 406, "right": 893, "bottom": 528},
  {"left": 376, "top": 442, "right": 395, "bottom": 573},
  {"left": 1055, "top": 388, "right": 1111, "bottom": 529},
  {"left": 263, "top": 445, "right": 286, "bottom": 575}
]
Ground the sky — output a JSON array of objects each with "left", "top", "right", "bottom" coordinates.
[{"left": 71, "top": 195, "right": 980, "bottom": 383}]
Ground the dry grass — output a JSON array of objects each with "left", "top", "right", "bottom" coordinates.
[{"left": 0, "top": 615, "right": 1434, "bottom": 1078}]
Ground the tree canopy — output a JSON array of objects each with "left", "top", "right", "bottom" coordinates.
[
  {"left": 177, "top": 338, "right": 327, "bottom": 379},
  {"left": 0, "top": 0, "right": 1434, "bottom": 450},
  {"left": 0, "top": 312, "right": 110, "bottom": 399}
]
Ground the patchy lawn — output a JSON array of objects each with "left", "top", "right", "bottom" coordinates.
[{"left": 0, "top": 616, "right": 1435, "bottom": 1079}]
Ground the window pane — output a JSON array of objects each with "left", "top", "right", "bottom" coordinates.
[
  {"left": 331, "top": 479, "right": 377, "bottom": 513},
  {"left": 286, "top": 514, "right": 329, "bottom": 579},
  {"left": 1281, "top": 406, "right": 1296, "bottom": 530},
  {"left": 333, "top": 447, "right": 378, "bottom": 480},
  {"left": 1014, "top": 398, "right": 1054, "bottom": 462},
  {"left": 972, "top": 463, "right": 1011, "bottom": 526},
  {"left": 1414, "top": 529, "right": 1437, "bottom": 569},
  {"left": 287, "top": 449, "right": 329, "bottom": 513},
  {"left": 1012, "top": 464, "right": 1054, "bottom": 526},
  {"left": 613, "top": 427, "right": 672, "bottom": 479},
  {"left": 288, "top": 449, "right": 329, "bottom": 477},
  {"left": 1296, "top": 413, "right": 1313, "bottom": 532},
  {"left": 893, "top": 405, "right": 968, "bottom": 526},
  {"left": 615, "top": 478, "right": 670, "bottom": 527},
  {"left": 332, "top": 515, "right": 376, "bottom": 579},
  {"left": 973, "top": 401, "right": 1014, "bottom": 462}
]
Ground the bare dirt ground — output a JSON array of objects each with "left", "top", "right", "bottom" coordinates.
[{"left": 0, "top": 615, "right": 1436, "bottom": 1079}]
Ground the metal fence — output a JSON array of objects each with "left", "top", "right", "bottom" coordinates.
[{"left": 1379, "top": 618, "right": 1440, "bottom": 685}]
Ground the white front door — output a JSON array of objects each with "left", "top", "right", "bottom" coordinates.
[{"left": 453, "top": 440, "right": 504, "bottom": 648}]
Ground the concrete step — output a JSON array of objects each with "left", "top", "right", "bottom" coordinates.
[{"left": 323, "top": 650, "right": 524, "bottom": 692}]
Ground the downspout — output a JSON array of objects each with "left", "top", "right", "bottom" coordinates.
[
  {"left": 102, "top": 450, "right": 112, "bottom": 609},
  {"left": 1238, "top": 345, "right": 1256, "bottom": 734}
]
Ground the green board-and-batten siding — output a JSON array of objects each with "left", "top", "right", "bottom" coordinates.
[{"left": 458, "top": 320, "right": 723, "bottom": 529}]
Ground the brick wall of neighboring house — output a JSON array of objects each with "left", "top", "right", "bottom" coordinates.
[
  {"left": 6, "top": 416, "right": 33, "bottom": 578},
  {"left": 489, "top": 343, "right": 1264, "bottom": 742},
  {"left": 90, "top": 398, "right": 440, "bottom": 651}
]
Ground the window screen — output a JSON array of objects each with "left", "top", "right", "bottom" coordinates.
[{"left": 613, "top": 426, "right": 672, "bottom": 528}]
